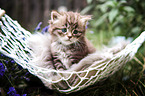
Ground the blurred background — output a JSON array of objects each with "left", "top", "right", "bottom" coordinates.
[
  {"left": 0, "top": 0, "right": 87, "bottom": 31},
  {"left": 0, "top": 0, "right": 145, "bottom": 96}
]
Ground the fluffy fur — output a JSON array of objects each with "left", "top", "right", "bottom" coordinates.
[
  {"left": 28, "top": 11, "right": 130, "bottom": 72},
  {"left": 28, "top": 33, "right": 54, "bottom": 69},
  {"left": 48, "top": 11, "right": 96, "bottom": 70}
]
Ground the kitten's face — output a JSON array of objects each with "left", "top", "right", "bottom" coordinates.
[{"left": 49, "top": 11, "right": 91, "bottom": 45}]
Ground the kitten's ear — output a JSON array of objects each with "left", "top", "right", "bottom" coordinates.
[
  {"left": 51, "top": 11, "right": 60, "bottom": 22},
  {"left": 80, "top": 15, "right": 92, "bottom": 25}
]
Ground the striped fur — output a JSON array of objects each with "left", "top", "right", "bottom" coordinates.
[{"left": 48, "top": 11, "right": 96, "bottom": 70}]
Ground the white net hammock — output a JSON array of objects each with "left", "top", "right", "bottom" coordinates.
[{"left": 0, "top": 10, "right": 145, "bottom": 94}]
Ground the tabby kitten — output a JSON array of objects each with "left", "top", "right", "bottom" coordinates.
[{"left": 49, "top": 11, "right": 96, "bottom": 70}]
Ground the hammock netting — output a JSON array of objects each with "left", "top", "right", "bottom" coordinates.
[{"left": 0, "top": 11, "right": 145, "bottom": 94}]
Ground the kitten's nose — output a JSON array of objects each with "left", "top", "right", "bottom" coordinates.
[
  {"left": 67, "top": 33, "right": 72, "bottom": 39},
  {"left": 68, "top": 35, "right": 72, "bottom": 39}
]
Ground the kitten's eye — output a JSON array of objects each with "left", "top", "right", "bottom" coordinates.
[
  {"left": 65, "top": 24, "right": 67, "bottom": 27},
  {"left": 61, "top": 28, "right": 67, "bottom": 33},
  {"left": 73, "top": 30, "right": 78, "bottom": 34}
]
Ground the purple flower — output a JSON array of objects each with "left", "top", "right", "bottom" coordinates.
[
  {"left": 25, "top": 72, "right": 29, "bottom": 76},
  {"left": 89, "top": 31, "right": 94, "bottom": 34},
  {"left": 7, "top": 87, "right": 17, "bottom": 96},
  {"left": 4, "top": 60, "right": 9, "bottom": 64},
  {"left": 0, "top": 54, "right": 4, "bottom": 57},
  {"left": 10, "top": 60, "right": 15, "bottom": 64},
  {"left": 7, "top": 87, "right": 27, "bottom": 96},
  {"left": 0, "top": 62, "right": 5, "bottom": 78},
  {"left": 35, "top": 22, "right": 42, "bottom": 31},
  {"left": 85, "top": 22, "right": 89, "bottom": 29},
  {"left": 24, "top": 77, "right": 30, "bottom": 81},
  {"left": 0, "top": 53, "right": 7, "bottom": 58},
  {"left": 7, "top": 87, "right": 21, "bottom": 96},
  {"left": 41, "top": 25, "right": 49, "bottom": 34}
]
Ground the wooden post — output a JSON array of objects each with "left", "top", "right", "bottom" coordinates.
[
  {"left": 43, "top": 0, "right": 51, "bottom": 26},
  {"left": 0, "top": 9, "right": 5, "bottom": 19}
]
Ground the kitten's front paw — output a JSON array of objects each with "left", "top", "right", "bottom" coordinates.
[{"left": 54, "top": 62, "right": 67, "bottom": 70}]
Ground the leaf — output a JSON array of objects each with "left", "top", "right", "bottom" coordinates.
[
  {"left": 108, "top": 9, "right": 118, "bottom": 23},
  {"left": 131, "top": 27, "right": 140, "bottom": 34},
  {"left": 81, "top": 5, "right": 94, "bottom": 14},
  {"left": 87, "top": 0, "right": 93, "bottom": 4},
  {"left": 103, "top": 1, "right": 115, "bottom": 8},
  {"left": 94, "top": 14, "right": 108, "bottom": 27},
  {"left": 97, "top": 1, "right": 117, "bottom": 13},
  {"left": 97, "top": 5, "right": 108, "bottom": 13},
  {"left": 123, "top": 6, "right": 135, "bottom": 13}
]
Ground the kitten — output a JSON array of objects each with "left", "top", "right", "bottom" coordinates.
[
  {"left": 48, "top": 11, "right": 96, "bottom": 70},
  {"left": 28, "top": 11, "right": 130, "bottom": 88},
  {"left": 28, "top": 11, "right": 129, "bottom": 72}
]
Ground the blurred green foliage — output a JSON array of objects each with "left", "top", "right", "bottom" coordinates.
[{"left": 82, "top": 0, "right": 145, "bottom": 38}]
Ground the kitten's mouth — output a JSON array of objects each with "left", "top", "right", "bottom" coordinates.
[
  {"left": 60, "top": 39, "right": 74, "bottom": 45},
  {"left": 65, "top": 39, "right": 73, "bottom": 43},
  {"left": 58, "top": 37, "right": 77, "bottom": 45}
]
